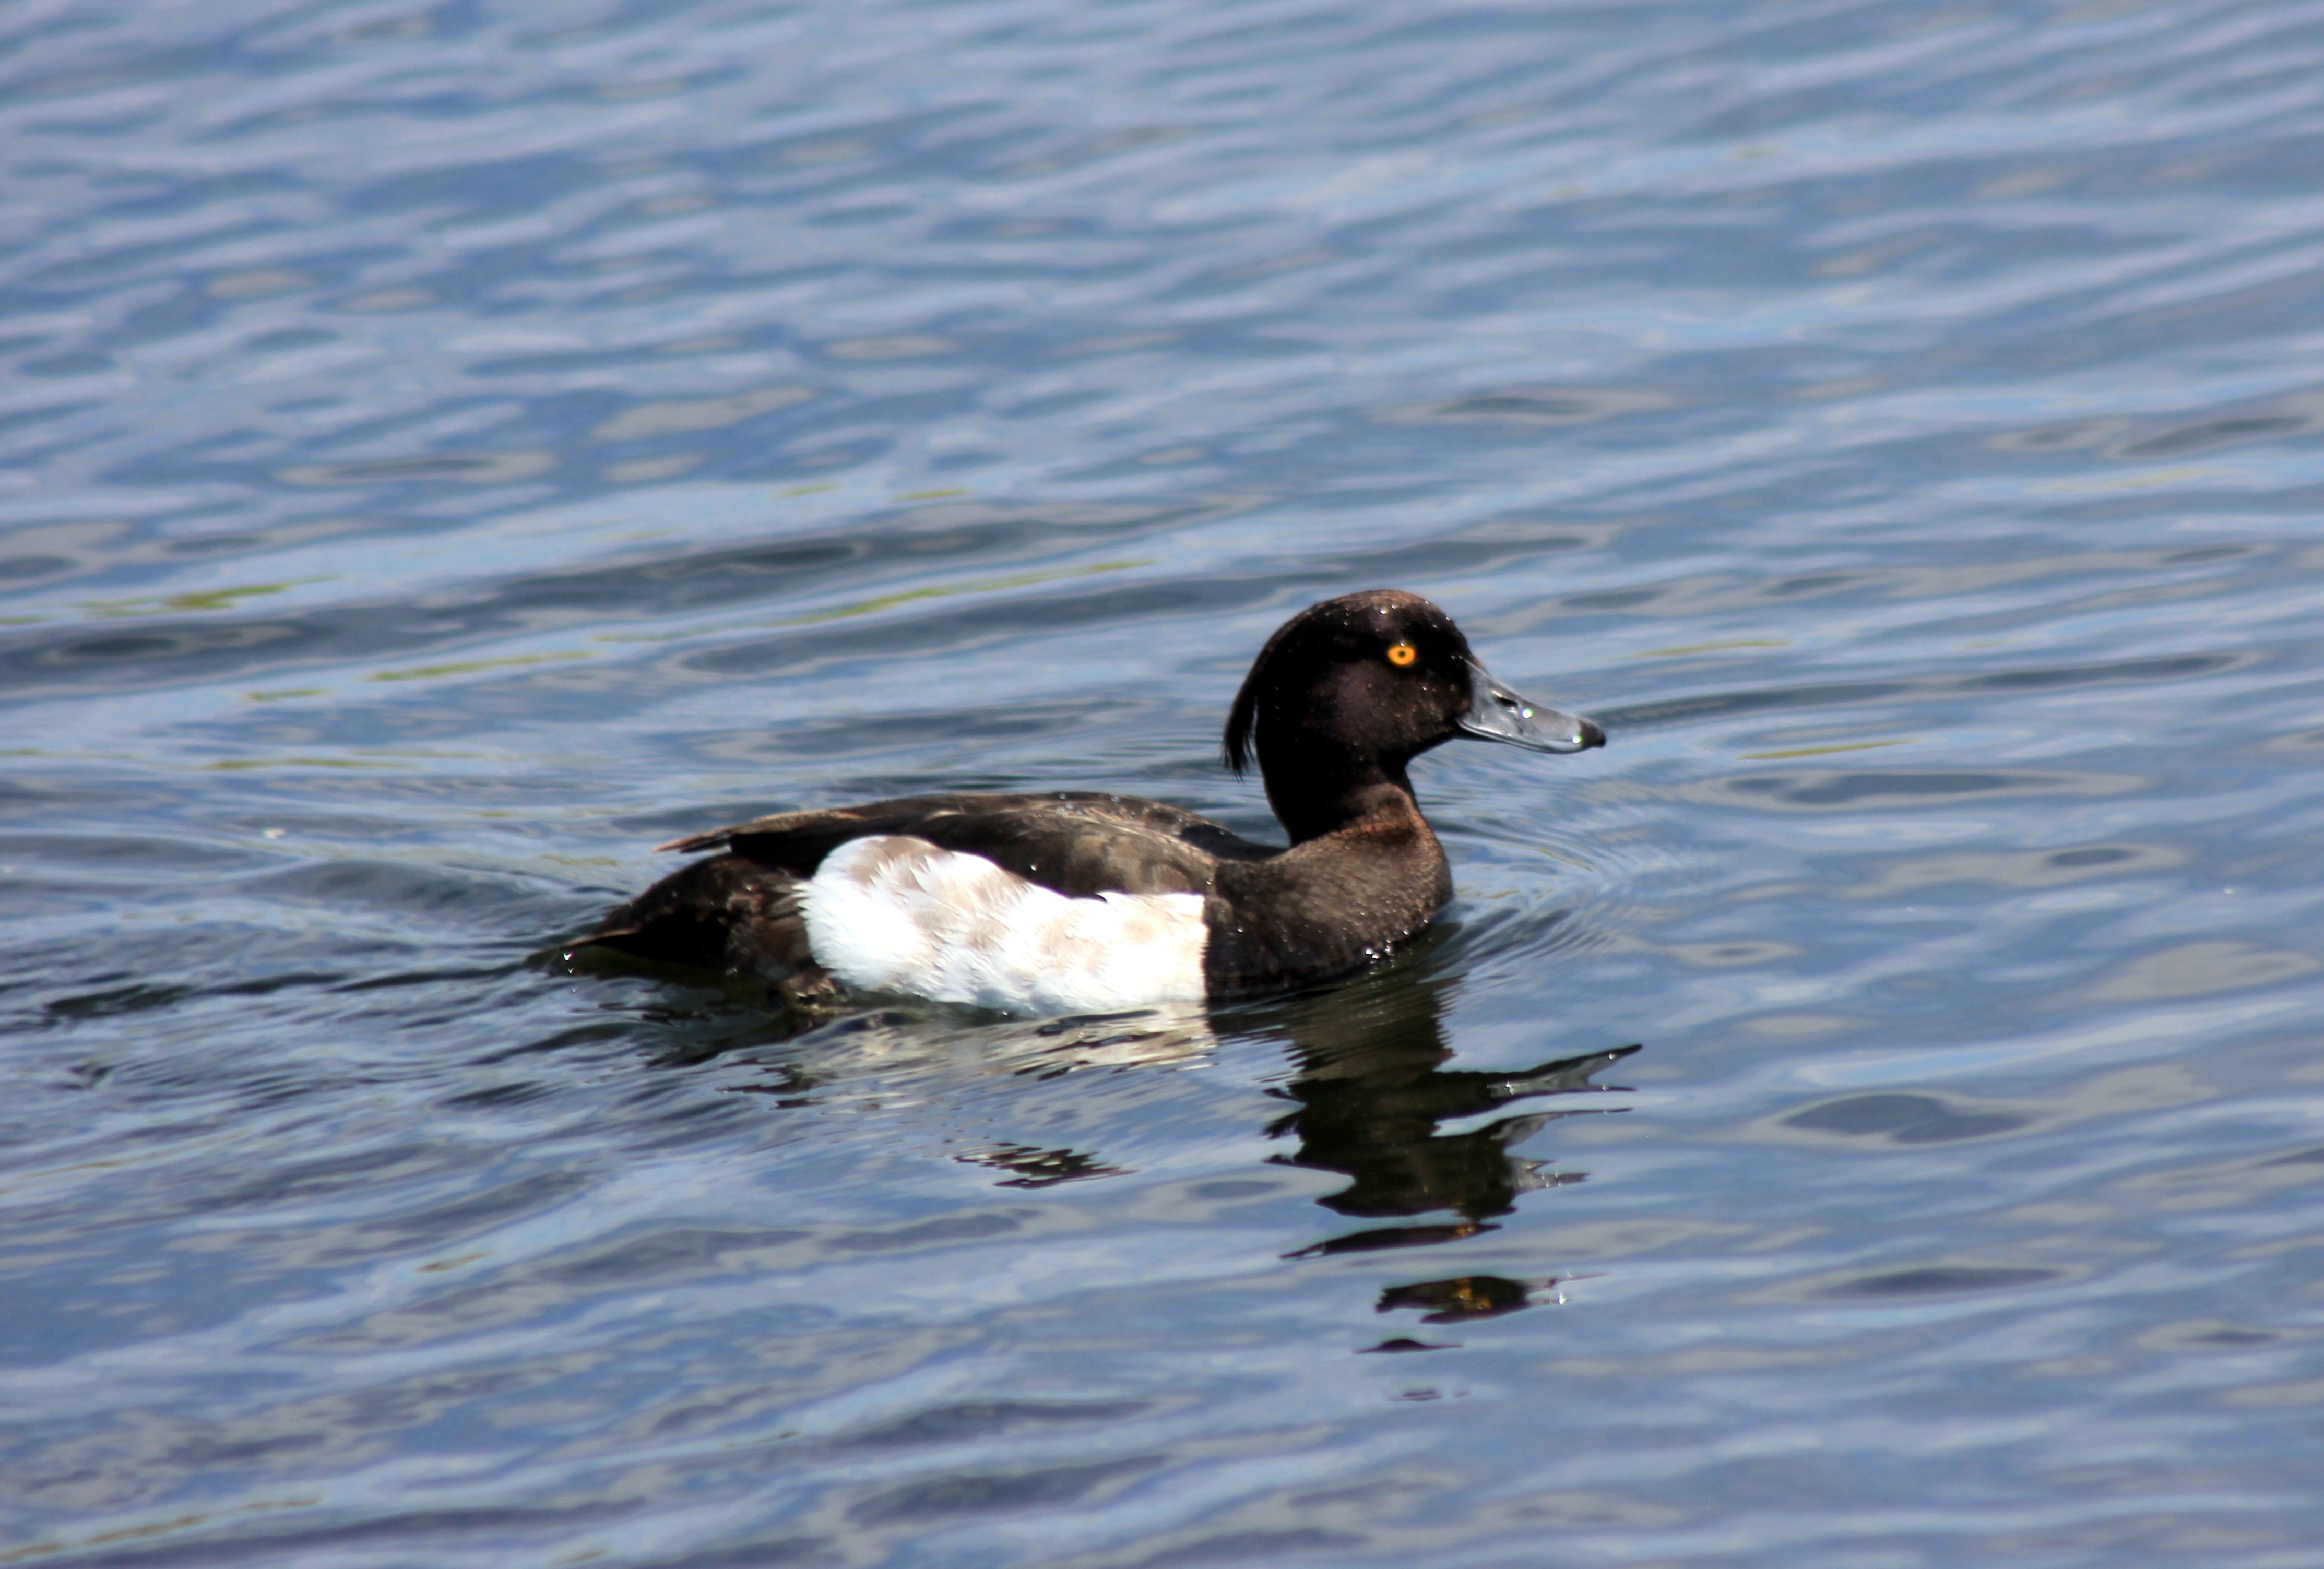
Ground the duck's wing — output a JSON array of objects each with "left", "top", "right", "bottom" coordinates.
[{"left": 661, "top": 791, "right": 1277, "bottom": 897}]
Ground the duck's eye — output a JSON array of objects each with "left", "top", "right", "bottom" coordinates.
[{"left": 1385, "top": 642, "right": 1417, "bottom": 668}]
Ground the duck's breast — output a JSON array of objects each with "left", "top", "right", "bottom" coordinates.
[{"left": 802, "top": 835, "right": 1208, "bottom": 1013}]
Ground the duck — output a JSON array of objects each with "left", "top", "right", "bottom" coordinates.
[{"left": 580, "top": 589, "right": 1603, "bottom": 1012}]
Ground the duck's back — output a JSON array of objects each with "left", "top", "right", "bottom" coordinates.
[
  {"left": 666, "top": 790, "right": 1273, "bottom": 893},
  {"left": 588, "top": 792, "right": 1283, "bottom": 1009}
]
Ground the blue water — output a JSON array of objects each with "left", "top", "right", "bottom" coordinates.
[{"left": 7, "top": 0, "right": 2324, "bottom": 1563}]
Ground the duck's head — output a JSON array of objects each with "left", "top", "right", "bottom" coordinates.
[{"left": 1224, "top": 590, "right": 1603, "bottom": 839}]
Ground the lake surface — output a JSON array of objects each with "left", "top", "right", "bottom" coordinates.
[{"left": 7, "top": 0, "right": 2324, "bottom": 1563}]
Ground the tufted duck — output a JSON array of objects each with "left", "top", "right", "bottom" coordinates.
[{"left": 582, "top": 589, "right": 1603, "bottom": 1010}]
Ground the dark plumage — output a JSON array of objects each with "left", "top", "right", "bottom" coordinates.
[{"left": 580, "top": 589, "right": 1603, "bottom": 1008}]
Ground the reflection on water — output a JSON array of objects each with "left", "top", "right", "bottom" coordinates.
[
  {"left": 1267, "top": 972, "right": 1637, "bottom": 1257},
  {"left": 957, "top": 1142, "right": 1129, "bottom": 1187},
  {"left": 1264, "top": 970, "right": 1636, "bottom": 1342},
  {"left": 697, "top": 967, "right": 1630, "bottom": 1336},
  {"left": 1376, "top": 1274, "right": 1561, "bottom": 1324}
]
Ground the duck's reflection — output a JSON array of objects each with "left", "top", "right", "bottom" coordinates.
[
  {"left": 1263, "top": 971, "right": 1635, "bottom": 1322},
  {"left": 704, "top": 960, "right": 1634, "bottom": 1330},
  {"left": 1376, "top": 1274, "right": 1561, "bottom": 1323},
  {"left": 956, "top": 1142, "right": 1129, "bottom": 1187}
]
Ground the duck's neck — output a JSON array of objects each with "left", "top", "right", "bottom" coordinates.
[{"left": 1262, "top": 751, "right": 1425, "bottom": 845}]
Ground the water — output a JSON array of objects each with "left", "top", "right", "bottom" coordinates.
[{"left": 6, "top": 0, "right": 2324, "bottom": 1562}]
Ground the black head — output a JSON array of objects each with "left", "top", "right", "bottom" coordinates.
[{"left": 1223, "top": 590, "right": 1603, "bottom": 840}]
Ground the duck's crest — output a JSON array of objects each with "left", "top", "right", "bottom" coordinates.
[{"left": 1223, "top": 601, "right": 1318, "bottom": 775}]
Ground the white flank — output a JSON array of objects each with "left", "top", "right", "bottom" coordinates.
[{"left": 801, "top": 836, "right": 1208, "bottom": 1014}]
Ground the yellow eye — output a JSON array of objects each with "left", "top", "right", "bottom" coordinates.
[{"left": 1385, "top": 642, "right": 1417, "bottom": 667}]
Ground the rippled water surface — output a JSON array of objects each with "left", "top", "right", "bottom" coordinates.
[{"left": 9, "top": 0, "right": 2324, "bottom": 1563}]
